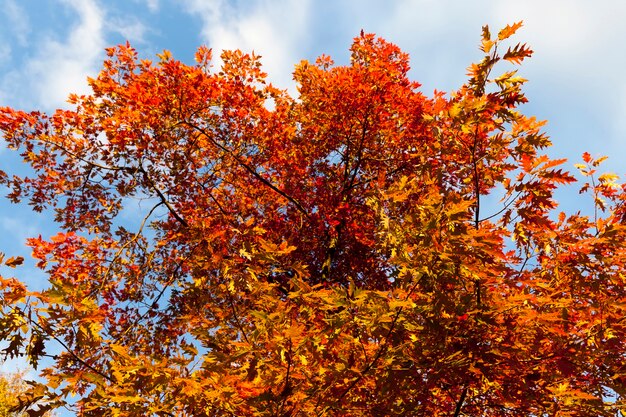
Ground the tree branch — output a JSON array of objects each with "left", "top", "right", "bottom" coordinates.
[
  {"left": 453, "top": 386, "right": 468, "bottom": 417},
  {"left": 183, "top": 121, "right": 311, "bottom": 222},
  {"left": 25, "top": 309, "right": 115, "bottom": 384},
  {"left": 227, "top": 292, "right": 251, "bottom": 346},
  {"left": 137, "top": 164, "right": 189, "bottom": 227}
]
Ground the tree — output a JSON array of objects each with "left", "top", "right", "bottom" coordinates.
[
  {"left": 0, "top": 371, "right": 25, "bottom": 417},
  {"left": 0, "top": 370, "right": 54, "bottom": 417},
  {"left": 0, "top": 22, "right": 625, "bottom": 416}
]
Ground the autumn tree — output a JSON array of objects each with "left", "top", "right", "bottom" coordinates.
[
  {"left": 1, "top": 23, "right": 626, "bottom": 416},
  {"left": 0, "top": 371, "right": 25, "bottom": 417},
  {"left": 0, "top": 370, "right": 54, "bottom": 417}
]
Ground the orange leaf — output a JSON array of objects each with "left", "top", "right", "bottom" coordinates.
[
  {"left": 498, "top": 21, "right": 524, "bottom": 40},
  {"left": 4, "top": 256, "right": 24, "bottom": 268}
]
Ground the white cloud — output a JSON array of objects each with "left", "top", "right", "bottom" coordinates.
[
  {"left": 493, "top": 1, "right": 615, "bottom": 54},
  {"left": 380, "top": 1, "right": 486, "bottom": 92},
  {"left": 489, "top": 0, "right": 626, "bottom": 160},
  {"left": 109, "top": 15, "right": 149, "bottom": 44},
  {"left": 0, "top": 0, "right": 29, "bottom": 72},
  {"left": 357, "top": 0, "right": 626, "bottom": 163},
  {"left": 131, "top": 0, "right": 159, "bottom": 13},
  {"left": 144, "top": 0, "right": 159, "bottom": 12},
  {"left": 181, "top": 0, "right": 311, "bottom": 92},
  {"left": 17, "top": 0, "right": 106, "bottom": 110},
  {"left": 0, "top": 216, "right": 41, "bottom": 250}
]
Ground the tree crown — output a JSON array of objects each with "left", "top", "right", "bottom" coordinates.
[{"left": 1, "top": 22, "right": 625, "bottom": 416}]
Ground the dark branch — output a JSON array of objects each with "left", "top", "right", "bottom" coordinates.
[
  {"left": 453, "top": 386, "right": 468, "bottom": 417},
  {"left": 137, "top": 164, "right": 189, "bottom": 227}
]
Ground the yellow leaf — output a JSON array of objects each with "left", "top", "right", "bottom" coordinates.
[
  {"left": 110, "top": 344, "right": 130, "bottom": 359},
  {"left": 498, "top": 21, "right": 523, "bottom": 40},
  {"left": 481, "top": 39, "right": 495, "bottom": 54}
]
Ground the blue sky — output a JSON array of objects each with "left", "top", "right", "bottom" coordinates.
[
  {"left": 1, "top": 0, "right": 625, "bottom": 383},
  {"left": 2, "top": 1, "right": 626, "bottom": 161}
]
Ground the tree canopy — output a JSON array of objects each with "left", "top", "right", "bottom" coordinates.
[{"left": 1, "top": 22, "right": 626, "bottom": 416}]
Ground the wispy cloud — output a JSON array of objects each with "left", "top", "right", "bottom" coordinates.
[
  {"left": 489, "top": 0, "right": 626, "bottom": 163},
  {"left": 355, "top": 0, "right": 626, "bottom": 165},
  {"left": 0, "top": 0, "right": 29, "bottom": 71},
  {"left": 0, "top": 0, "right": 106, "bottom": 111},
  {"left": 143, "top": 0, "right": 159, "bottom": 13},
  {"left": 26, "top": 0, "right": 105, "bottom": 110},
  {"left": 0, "top": 42, "right": 12, "bottom": 69},
  {"left": 109, "top": 14, "right": 149, "bottom": 45},
  {"left": 2, "top": 0, "right": 30, "bottom": 46}
]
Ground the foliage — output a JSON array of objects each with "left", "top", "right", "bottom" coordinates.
[
  {"left": 0, "top": 372, "right": 23, "bottom": 417},
  {"left": 0, "top": 370, "right": 54, "bottom": 416},
  {"left": 1, "top": 22, "right": 625, "bottom": 416}
]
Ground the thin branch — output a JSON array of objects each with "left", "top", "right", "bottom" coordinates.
[
  {"left": 478, "top": 190, "right": 523, "bottom": 223},
  {"left": 25, "top": 310, "right": 114, "bottom": 383},
  {"left": 38, "top": 137, "right": 135, "bottom": 173},
  {"left": 110, "top": 245, "right": 196, "bottom": 344},
  {"left": 89, "top": 201, "right": 164, "bottom": 299},
  {"left": 137, "top": 164, "right": 189, "bottom": 227},
  {"left": 227, "top": 292, "right": 251, "bottom": 346},
  {"left": 471, "top": 125, "right": 481, "bottom": 229},
  {"left": 183, "top": 121, "right": 311, "bottom": 221},
  {"left": 453, "top": 386, "right": 468, "bottom": 417}
]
